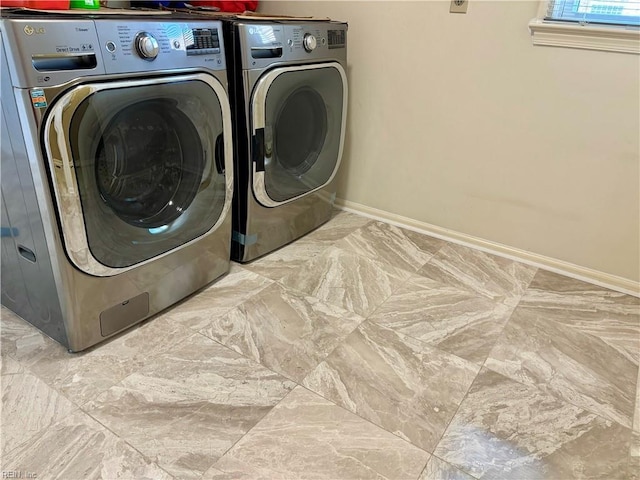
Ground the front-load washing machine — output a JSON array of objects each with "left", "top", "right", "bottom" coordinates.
[
  {"left": 0, "top": 13, "right": 233, "bottom": 351},
  {"left": 223, "top": 19, "right": 348, "bottom": 262}
]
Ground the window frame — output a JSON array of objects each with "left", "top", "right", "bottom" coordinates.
[{"left": 529, "top": 0, "right": 640, "bottom": 54}]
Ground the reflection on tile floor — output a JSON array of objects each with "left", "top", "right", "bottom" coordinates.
[
  {"left": 2, "top": 210, "right": 639, "bottom": 479},
  {"left": 434, "top": 368, "right": 632, "bottom": 479}
]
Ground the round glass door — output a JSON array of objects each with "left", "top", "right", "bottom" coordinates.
[
  {"left": 252, "top": 63, "right": 347, "bottom": 206},
  {"left": 50, "top": 75, "right": 230, "bottom": 271},
  {"left": 273, "top": 86, "right": 327, "bottom": 177},
  {"left": 94, "top": 99, "right": 204, "bottom": 229}
]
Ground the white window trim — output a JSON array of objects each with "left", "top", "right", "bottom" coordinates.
[{"left": 529, "top": 1, "right": 640, "bottom": 54}]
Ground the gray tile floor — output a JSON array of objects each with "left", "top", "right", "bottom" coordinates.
[{"left": 1, "top": 211, "right": 639, "bottom": 479}]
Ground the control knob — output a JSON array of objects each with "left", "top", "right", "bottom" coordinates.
[
  {"left": 303, "top": 33, "right": 317, "bottom": 52},
  {"left": 135, "top": 32, "right": 159, "bottom": 60}
]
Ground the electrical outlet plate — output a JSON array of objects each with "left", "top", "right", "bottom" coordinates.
[{"left": 450, "top": 0, "right": 468, "bottom": 14}]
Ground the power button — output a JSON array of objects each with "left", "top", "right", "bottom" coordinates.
[{"left": 105, "top": 41, "right": 117, "bottom": 53}]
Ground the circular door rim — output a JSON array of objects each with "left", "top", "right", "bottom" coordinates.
[
  {"left": 251, "top": 61, "right": 348, "bottom": 208},
  {"left": 43, "top": 73, "right": 234, "bottom": 277}
]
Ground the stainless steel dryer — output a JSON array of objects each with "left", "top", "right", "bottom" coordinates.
[
  {"left": 223, "top": 20, "right": 348, "bottom": 262},
  {"left": 1, "top": 13, "right": 233, "bottom": 351}
]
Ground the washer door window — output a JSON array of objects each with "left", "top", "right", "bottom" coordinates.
[
  {"left": 44, "top": 74, "right": 232, "bottom": 276},
  {"left": 251, "top": 62, "right": 347, "bottom": 206}
]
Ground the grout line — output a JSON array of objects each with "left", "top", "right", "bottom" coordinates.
[
  {"left": 183, "top": 310, "right": 343, "bottom": 472},
  {"left": 298, "top": 319, "right": 479, "bottom": 460},
  {"left": 80, "top": 409, "right": 175, "bottom": 474},
  {"left": 78, "top": 328, "right": 296, "bottom": 479},
  {"left": 210, "top": 386, "right": 299, "bottom": 469},
  {"left": 296, "top": 381, "right": 434, "bottom": 456},
  {"left": 429, "top": 453, "right": 482, "bottom": 480}
]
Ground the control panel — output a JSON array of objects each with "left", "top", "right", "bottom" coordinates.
[
  {"left": 95, "top": 20, "right": 226, "bottom": 74},
  {"left": 240, "top": 22, "right": 347, "bottom": 70},
  {"left": 0, "top": 18, "right": 227, "bottom": 88},
  {"left": 186, "top": 27, "right": 220, "bottom": 56}
]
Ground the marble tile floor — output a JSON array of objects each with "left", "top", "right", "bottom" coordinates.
[{"left": 1, "top": 210, "right": 639, "bottom": 480}]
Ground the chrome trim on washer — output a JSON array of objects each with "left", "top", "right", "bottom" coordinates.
[
  {"left": 43, "top": 73, "right": 234, "bottom": 277},
  {"left": 251, "top": 62, "right": 348, "bottom": 208}
]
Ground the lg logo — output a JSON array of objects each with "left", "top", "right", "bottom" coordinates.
[{"left": 24, "top": 25, "right": 46, "bottom": 36}]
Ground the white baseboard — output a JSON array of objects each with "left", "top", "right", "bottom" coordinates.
[{"left": 336, "top": 199, "right": 640, "bottom": 298}]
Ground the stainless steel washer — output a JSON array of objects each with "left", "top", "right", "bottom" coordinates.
[{"left": 1, "top": 13, "right": 233, "bottom": 351}]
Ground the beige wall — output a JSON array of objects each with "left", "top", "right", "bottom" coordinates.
[{"left": 260, "top": 0, "right": 640, "bottom": 285}]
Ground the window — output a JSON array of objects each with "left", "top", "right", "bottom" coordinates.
[
  {"left": 548, "top": 0, "right": 640, "bottom": 26},
  {"left": 529, "top": 0, "right": 640, "bottom": 53}
]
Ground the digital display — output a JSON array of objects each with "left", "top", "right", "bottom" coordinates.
[
  {"left": 186, "top": 28, "right": 220, "bottom": 55},
  {"left": 327, "top": 29, "right": 346, "bottom": 48}
]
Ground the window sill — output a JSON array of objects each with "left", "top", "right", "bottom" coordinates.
[{"left": 529, "top": 19, "right": 640, "bottom": 54}]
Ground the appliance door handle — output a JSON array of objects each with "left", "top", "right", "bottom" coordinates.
[
  {"left": 215, "top": 133, "right": 225, "bottom": 175},
  {"left": 253, "top": 128, "right": 265, "bottom": 172},
  {"left": 250, "top": 46, "right": 283, "bottom": 59}
]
